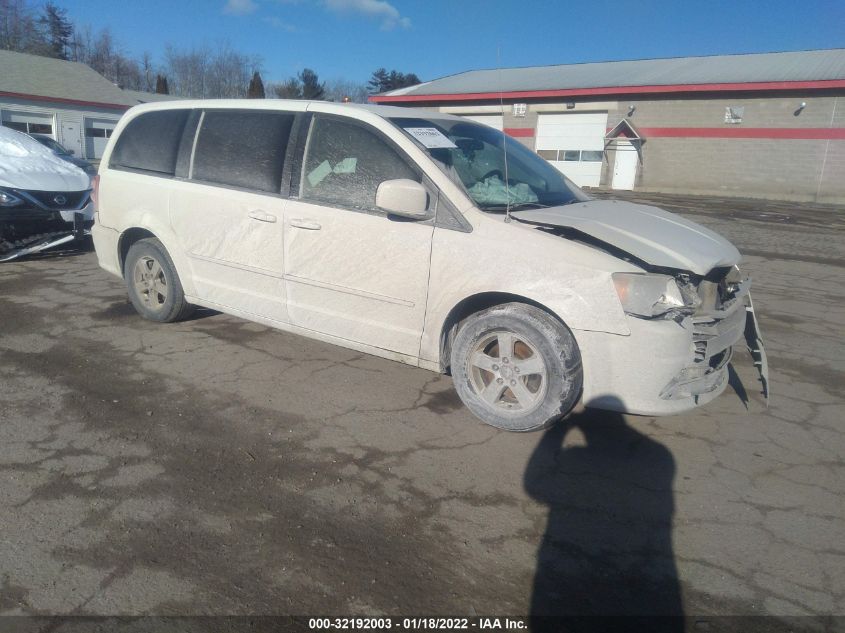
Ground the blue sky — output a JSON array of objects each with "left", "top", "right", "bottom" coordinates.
[{"left": 60, "top": 0, "right": 845, "bottom": 85}]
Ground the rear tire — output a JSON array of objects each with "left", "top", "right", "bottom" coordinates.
[
  {"left": 124, "top": 237, "right": 194, "bottom": 323},
  {"left": 451, "top": 303, "right": 582, "bottom": 432}
]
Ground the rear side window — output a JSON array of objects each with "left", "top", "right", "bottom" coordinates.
[
  {"left": 110, "top": 109, "right": 189, "bottom": 175},
  {"left": 301, "top": 117, "right": 418, "bottom": 211},
  {"left": 192, "top": 111, "right": 294, "bottom": 193}
]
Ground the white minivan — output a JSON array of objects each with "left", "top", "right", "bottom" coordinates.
[{"left": 92, "top": 100, "right": 767, "bottom": 431}]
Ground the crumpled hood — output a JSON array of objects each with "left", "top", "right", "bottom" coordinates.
[
  {"left": 511, "top": 199, "right": 741, "bottom": 275},
  {"left": 0, "top": 126, "right": 90, "bottom": 191}
]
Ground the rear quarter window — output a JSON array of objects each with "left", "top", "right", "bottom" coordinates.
[
  {"left": 109, "top": 109, "right": 190, "bottom": 176},
  {"left": 191, "top": 111, "right": 294, "bottom": 193}
]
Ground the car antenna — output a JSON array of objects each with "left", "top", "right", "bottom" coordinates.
[{"left": 497, "top": 44, "right": 512, "bottom": 223}]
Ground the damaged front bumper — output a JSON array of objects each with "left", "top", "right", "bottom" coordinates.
[
  {"left": 658, "top": 287, "right": 768, "bottom": 405},
  {"left": 1, "top": 203, "right": 93, "bottom": 262},
  {"left": 576, "top": 291, "right": 769, "bottom": 416},
  {"left": 744, "top": 295, "right": 770, "bottom": 403}
]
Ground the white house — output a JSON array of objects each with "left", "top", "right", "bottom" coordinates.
[{"left": 0, "top": 50, "right": 173, "bottom": 161}]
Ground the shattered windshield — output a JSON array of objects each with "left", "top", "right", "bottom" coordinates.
[{"left": 390, "top": 116, "right": 589, "bottom": 211}]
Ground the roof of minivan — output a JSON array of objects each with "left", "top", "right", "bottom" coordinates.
[{"left": 123, "top": 99, "right": 462, "bottom": 121}]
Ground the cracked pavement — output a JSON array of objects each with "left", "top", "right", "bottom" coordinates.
[{"left": 0, "top": 192, "right": 843, "bottom": 622}]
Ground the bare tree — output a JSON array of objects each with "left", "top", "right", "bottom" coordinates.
[
  {"left": 164, "top": 42, "right": 260, "bottom": 98},
  {"left": 68, "top": 21, "right": 91, "bottom": 62},
  {"left": 164, "top": 45, "right": 207, "bottom": 97},
  {"left": 141, "top": 50, "right": 154, "bottom": 92},
  {"left": 324, "top": 78, "right": 369, "bottom": 103},
  {"left": 0, "top": 0, "right": 49, "bottom": 55},
  {"left": 69, "top": 24, "right": 142, "bottom": 89}
]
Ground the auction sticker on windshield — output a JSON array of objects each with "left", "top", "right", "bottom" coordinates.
[{"left": 404, "top": 127, "right": 457, "bottom": 149}]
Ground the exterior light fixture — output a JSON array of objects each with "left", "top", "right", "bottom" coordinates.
[
  {"left": 566, "top": 102, "right": 576, "bottom": 109},
  {"left": 794, "top": 101, "right": 807, "bottom": 116},
  {"left": 627, "top": 104, "right": 636, "bottom": 117}
]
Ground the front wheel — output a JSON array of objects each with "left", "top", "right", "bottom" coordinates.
[{"left": 451, "top": 303, "right": 582, "bottom": 432}]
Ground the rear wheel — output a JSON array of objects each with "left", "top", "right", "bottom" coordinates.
[
  {"left": 451, "top": 303, "right": 582, "bottom": 432},
  {"left": 124, "top": 238, "right": 194, "bottom": 323}
]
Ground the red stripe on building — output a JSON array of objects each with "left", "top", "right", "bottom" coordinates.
[
  {"left": 0, "top": 90, "right": 130, "bottom": 111},
  {"left": 370, "top": 79, "right": 845, "bottom": 103},
  {"left": 504, "top": 127, "right": 534, "bottom": 137},
  {"left": 637, "top": 127, "right": 845, "bottom": 140}
]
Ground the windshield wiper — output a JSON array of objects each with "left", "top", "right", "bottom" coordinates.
[{"left": 479, "top": 202, "right": 552, "bottom": 212}]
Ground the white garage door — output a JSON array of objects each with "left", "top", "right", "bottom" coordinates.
[
  {"left": 84, "top": 117, "right": 117, "bottom": 159},
  {"left": 460, "top": 114, "right": 504, "bottom": 131},
  {"left": 1, "top": 110, "right": 54, "bottom": 137},
  {"left": 535, "top": 112, "right": 608, "bottom": 187}
]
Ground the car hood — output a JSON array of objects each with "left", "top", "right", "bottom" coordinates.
[
  {"left": 0, "top": 126, "right": 90, "bottom": 191},
  {"left": 511, "top": 199, "right": 741, "bottom": 275},
  {"left": 0, "top": 168, "right": 90, "bottom": 190}
]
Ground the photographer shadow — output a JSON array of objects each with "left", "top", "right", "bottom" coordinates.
[{"left": 524, "top": 400, "right": 683, "bottom": 629}]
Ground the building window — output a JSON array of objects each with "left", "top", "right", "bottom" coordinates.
[
  {"left": 725, "top": 106, "right": 744, "bottom": 124},
  {"left": 537, "top": 149, "right": 604, "bottom": 163},
  {"left": 85, "top": 127, "right": 112, "bottom": 138},
  {"left": 1, "top": 120, "right": 53, "bottom": 135}
]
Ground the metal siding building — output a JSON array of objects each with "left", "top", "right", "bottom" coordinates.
[
  {"left": 0, "top": 51, "right": 174, "bottom": 161},
  {"left": 372, "top": 49, "right": 845, "bottom": 203}
]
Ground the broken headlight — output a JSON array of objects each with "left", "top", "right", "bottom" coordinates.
[
  {"left": 0, "top": 188, "right": 24, "bottom": 207},
  {"left": 612, "top": 272, "right": 699, "bottom": 318}
]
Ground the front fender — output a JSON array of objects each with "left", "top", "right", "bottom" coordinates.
[{"left": 420, "top": 216, "right": 634, "bottom": 365}]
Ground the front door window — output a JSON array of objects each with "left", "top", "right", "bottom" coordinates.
[{"left": 301, "top": 117, "right": 419, "bottom": 212}]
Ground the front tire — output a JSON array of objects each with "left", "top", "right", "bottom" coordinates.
[
  {"left": 451, "top": 303, "right": 582, "bottom": 432},
  {"left": 124, "top": 237, "right": 194, "bottom": 323}
]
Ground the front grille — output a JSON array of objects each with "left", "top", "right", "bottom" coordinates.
[{"left": 22, "top": 189, "right": 89, "bottom": 210}]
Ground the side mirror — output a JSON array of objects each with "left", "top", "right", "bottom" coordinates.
[{"left": 376, "top": 179, "right": 430, "bottom": 220}]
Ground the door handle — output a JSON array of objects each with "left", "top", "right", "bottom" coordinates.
[
  {"left": 289, "top": 218, "right": 322, "bottom": 230},
  {"left": 248, "top": 209, "right": 277, "bottom": 223}
]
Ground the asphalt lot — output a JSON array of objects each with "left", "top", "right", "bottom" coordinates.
[{"left": 0, "top": 192, "right": 843, "bottom": 624}]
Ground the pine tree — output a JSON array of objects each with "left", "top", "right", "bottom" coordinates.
[
  {"left": 247, "top": 71, "right": 265, "bottom": 98},
  {"left": 367, "top": 68, "right": 420, "bottom": 94},
  {"left": 39, "top": 2, "right": 73, "bottom": 59},
  {"left": 155, "top": 74, "right": 169, "bottom": 95},
  {"left": 299, "top": 68, "right": 324, "bottom": 100},
  {"left": 272, "top": 78, "right": 302, "bottom": 99},
  {"left": 367, "top": 68, "right": 389, "bottom": 94}
]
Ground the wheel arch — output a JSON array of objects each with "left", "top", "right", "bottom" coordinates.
[
  {"left": 118, "top": 227, "right": 157, "bottom": 275},
  {"left": 437, "top": 291, "right": 569, "bottom": 375}
]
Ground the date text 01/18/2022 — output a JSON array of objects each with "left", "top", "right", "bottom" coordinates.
[{"left": 308, "top": 617, "right": 527, "bottom": 630}]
